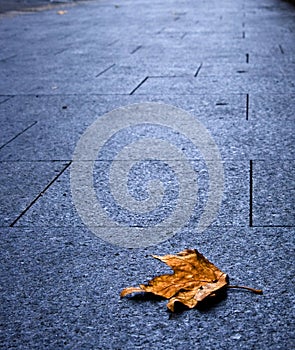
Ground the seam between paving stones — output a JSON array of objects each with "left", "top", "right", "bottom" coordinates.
[
  {"left": 0, "top": 96, "right": 14, "bottom": 105},
  {"left": 130, "top": 45, "right": 143, "bottom": 55},
  {"left": 9, "top": 161, "right": 72, "bottom": 227},
  {"left": 246, "top": 93, "right": 249, "bottom": 120},
  {"left": 96, "top": 64, "right": 116, "bottom": 78},
  {"left": 0, "top": 121, "right": 38, "bottom": 151},
  {"left": 0, "top": 54, "right": 17, "bottom": 62},
  {"left": 0, "top": 160, "right": 74, "bottom": 163},
  {"left": 9, "top": 224, "right": 294, "bottom": 229},
  {"left": 194, "top": 63, "right": 203, "bottom": 77},
  {"left": 129, "top": 77, "right": 149, "bottom": 95},
  {"left": 1, "top": 92, "right": 293, "bottom": 97}
]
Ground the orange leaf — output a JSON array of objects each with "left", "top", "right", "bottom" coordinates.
[{"left": 121, "top": 249, "right": 262, "bottom": 312}]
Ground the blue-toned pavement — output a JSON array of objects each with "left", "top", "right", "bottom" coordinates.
[{"left": 0, "top": 0, "right": 294, "bottom": 349}]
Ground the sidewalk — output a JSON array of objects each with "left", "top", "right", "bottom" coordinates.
[{"left": 0, "top": 0, "right": 294, "bottom": 349}]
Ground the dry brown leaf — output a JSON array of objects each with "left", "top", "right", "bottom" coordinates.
[{"left": 121, "top": 249, "right": 262, "bottom": 312}]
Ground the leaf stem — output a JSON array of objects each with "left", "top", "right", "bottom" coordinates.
[{"left": 227, "top": 285, "right": 263, "bottom": 294}]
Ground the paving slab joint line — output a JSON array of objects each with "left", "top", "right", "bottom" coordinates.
[
  {"left": 130, "top": 76, "right": 149, "bottom": 95},
  {"left": 54, "top": 48, "right": 70, "bottom": 56},
  {"left": 0, "top": 121, "right": 37, "bottom": 151},
  {"left": 130, "top": 45, "right": 142, "bottom": 55},
  {"left": 149, "top": 75, "right": 185, "bottom": 78},
  {"left": 0, "top": 159, "right": 73, "bottom": 163},
  {"left": 0, "top": 96, "right": 14, "bottom": 105},
  {"left": 0, "top": 54, "right": 17, "bottom": 62},
  {"left": 246, "top": 53, "right": 249, "bottom": 63},
  {"left": 194, "top": 62, "right": 203, "bottom": 77},
  {"left": 246, "top": 93, "right": 249, "bottom": 120},
  {"left": 9, "top": 161, "right": 72, "bottom": 227},
  {"left": 251, "top": 224, "right": 295, "bottom": 228},
  {"left": 107, "top": 39, "right": 119, "bottom": 47},
  {"left": 96, "top": 63, "right": 116, "bottom": 77}
]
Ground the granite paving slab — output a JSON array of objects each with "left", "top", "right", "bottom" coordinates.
[
  {"left": 252, "top": 160, "right": 295, "bottom": 227},
  {"left": 12, "top": 160, "right": 249, "bottom": 229},
  {"left": 0, "top": 161, "right": 70, "bottom": 226},
  {"left": 249, "top": 94, "right": 295, "bottom": 160},
  {"left": 0, "top": 226, "right": 293, "bottom": 349},
  {"left": 0, "top": 94, "right": 248, "bottom": 161},
  {"left": 133, "top": 75, "right": 295, "bottom": 95}
]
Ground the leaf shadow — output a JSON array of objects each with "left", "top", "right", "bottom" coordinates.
[
  {"left": 127, "top": 292, "right": 166, "bottom": 303},
  {"left": 169, "top": 288, "right": 228, "bottom": 318},
  {"left": 125, "top": 288, "right": 228, "bottom": 317},
  {"left": 196, "top": 288, "right": 228, "bottom": 312}
]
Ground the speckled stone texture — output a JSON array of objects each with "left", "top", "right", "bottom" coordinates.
[{"left": 0, "top": 0, "right": 294, "bottom": 349}]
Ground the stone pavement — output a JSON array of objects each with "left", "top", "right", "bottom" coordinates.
[{"left": 0, "top": 0, "right": 294, "bottom": 349}]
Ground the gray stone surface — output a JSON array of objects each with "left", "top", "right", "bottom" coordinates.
[
  {"left": 0, "top": 161, "right": 70, "bottom": 225},
  {"left": 0, "top": 0, "right": 294, "bottom": 349},
  {"left": 253, "top": 160, "right": 295, "bottom": 227},
  {"left": 0, "top": 94, "right": 248, "bottom": 161},
  {"left": 13, "top": 160, "right": 249, "bottom": 228},
  {"left": 133, "top": 74, "right": 295, "bottom": 95},
  {"left": 249, "top": 94, "right": 295, "bottom": 160},
  {"left": 0, "top": 226, "right": 294, "bottom": 349}
]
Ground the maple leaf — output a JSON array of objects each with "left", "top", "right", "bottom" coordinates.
[{"left": 121, "top": 249, "right": 262, "bottom": 312}]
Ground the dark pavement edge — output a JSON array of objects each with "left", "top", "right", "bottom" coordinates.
[{"left": 0, "top": 0, "right": 90, "bottom": 15}]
